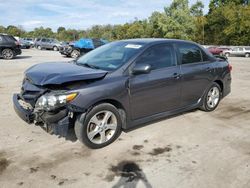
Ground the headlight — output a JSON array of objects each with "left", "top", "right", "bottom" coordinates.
[{"left": 35, "top": 92, "right": 78, "bottom": 111}]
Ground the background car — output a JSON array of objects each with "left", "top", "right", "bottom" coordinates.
[
  {"left": 223, "top": 47, "right": 250, "bottom": 57},
  {"left": 35, "top": 38, "right": 61, "bottom": 51},
  {"left": 0, "top": 33, "right": 22, "bottom": 59},
  {"left": 207, "top": 46, "right": 231, "bottom": 55},
  {"left": 59, "top": 38, "right": 108, "bottom": 58},
  {"left": 22, "top": 38, "right": 35, "bottom": 46},
  {"left": 19, "top": 39, "right": 31, "bottom": 49}
]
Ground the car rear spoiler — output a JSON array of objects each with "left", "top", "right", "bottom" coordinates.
[{"left": 214, "top": 55, "right": 228, "bottom": 61}]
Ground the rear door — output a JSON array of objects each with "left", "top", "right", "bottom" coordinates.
[
  {"left": 129, "top": 43, "right": 182, "bottom": 120},
  {"left": 177, "top": 43, "right": 214, "bottom": 107}
]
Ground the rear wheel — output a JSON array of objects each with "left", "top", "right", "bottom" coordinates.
[
  {"left": 74, "top": 103, "right": 122, "bottom": 149},
  {"left": 245, "top": 53, "right": 250, "bottom": 58},
  {"left": 2, "top": 49, "right": 14, "bottom": 59},
  {"left": 53, "top": 46, "right": 58, "bottom": 51},
  {"left": 225, "top": 53, "right": 230, "bottom": 57},
  {"left": 200, "top": 83, "right": 221, "bottom": 112},
  {"left": 71, "top": 49, "right": 80, "bottom": 58},
  {"left": 37, "top": 45, "right": 42, "bottom": 50}
]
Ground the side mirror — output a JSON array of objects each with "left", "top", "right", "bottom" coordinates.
[{"left": 132, "top": 63, "right": 151, "bottom": 75}]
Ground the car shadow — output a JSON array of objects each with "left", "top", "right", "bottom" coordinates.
[{"left": 14, "top": 56, "right": 32, "bottom": 59}]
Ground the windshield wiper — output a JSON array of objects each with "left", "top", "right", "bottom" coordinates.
[{"left": 77, "top": 63, "right": 100, "bottom": 70}]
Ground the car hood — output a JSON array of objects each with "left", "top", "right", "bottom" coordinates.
[{"left": 25, "top": 62, "right": 108, "bottom": 86}]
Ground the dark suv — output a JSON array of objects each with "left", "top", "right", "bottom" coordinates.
[
  {"left": 0, "top": 34, "right": 22, "bottom": 59},
  {"left": 13, "top": 39, "right": 232, "bottom": 149}
]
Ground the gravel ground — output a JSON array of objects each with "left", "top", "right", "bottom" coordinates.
[{"left": 0, "top": 49, "right": 250, "bottom": 188}]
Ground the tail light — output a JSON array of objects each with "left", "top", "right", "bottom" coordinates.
[
  {"left": 15, "top": 41, "right": 20, "bottom": 46},
  {"left": 228, "top": 64, "right": 232, "bottom": 72}
]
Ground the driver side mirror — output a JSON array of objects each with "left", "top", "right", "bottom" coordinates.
[{"left": 132, "top": 63, "right": 151, "bottom": 75}]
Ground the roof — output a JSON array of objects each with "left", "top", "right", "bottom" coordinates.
[{"left": 120, "top": 38, "right": 198, "bottom": 45}]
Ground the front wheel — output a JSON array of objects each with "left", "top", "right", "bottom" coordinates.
[
  {"left": 225, "top": 53, "right": 230, "bottom": 57},
  {"left": 200, "top": 83, "right": 221, "bottom": 112},
  {"left": 74, "top": 103, "right": 122, "bottom": 149},
  {"left": 245, "top": 53, "right": 250, "bottom": 58},
  {"left": 71, "top": 49, "right": 80, "bottom": 58}
]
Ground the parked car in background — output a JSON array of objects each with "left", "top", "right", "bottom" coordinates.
[
  {"left": 22, "top": 38, "right": 34, "bottom": 46},
  {"left": 19, "top": 39, "right": 31, "bottom": 49},
  {"left": 35, "top": 38, "right": 61, "bottom": 51},
  {"left": 207, "top": 46, "right": 231, "bottom": 55},
  {"left": 59, "top": 38, "right": 108, "bottom": 58},
  {"left": 0, "top": 33, "right": 22, "bottom": 59},
  {"left": 13, "top": 39, "right": 232, "bottom": 148},
  {"left": 223, "top": 47, "right": 250, "bottom": 57}
]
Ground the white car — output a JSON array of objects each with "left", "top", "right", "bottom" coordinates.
[{"left": 223, "top": 47, "right": 250, "bottom": 57}]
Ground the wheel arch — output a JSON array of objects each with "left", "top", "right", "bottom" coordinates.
[
  {"left": 87, "top": 99, "right": 127, "bottom": 129},
  {"left": 214, "top": 80, "right": 224, "bottom": 93}
]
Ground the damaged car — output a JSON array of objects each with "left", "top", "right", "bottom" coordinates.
[{"left": 13, "top": 39, "right": 232, "bottom": 149}]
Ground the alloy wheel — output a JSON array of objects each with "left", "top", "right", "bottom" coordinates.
[
  {"left": 87, "top": 110, "right": 117, "bottom": 144},
  {"left": 2, "top": 49, "right": 14, "bottom": 59},
  {"left": 207, "top": 86, "right": 220, "bottom": 109}
]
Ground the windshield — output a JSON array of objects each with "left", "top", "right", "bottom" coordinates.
[{"left": 76, "top": 41, "right": 145, "bottom": 71}]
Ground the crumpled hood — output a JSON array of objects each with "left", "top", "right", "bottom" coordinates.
[{"left": 25, "top": 62, "right": 108, "bottom": 86}]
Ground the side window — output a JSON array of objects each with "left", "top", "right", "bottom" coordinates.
[
  {"left": 178, "top": 44, "right": 202, "bottom": 64},
  {"left": 201, "top": 49, "right": 210, "bottom": 61},
  {"left": 238, "top": 47, "right": 243, "bottom": 51},
  {"left": 0, "top": 36, "right": 2, "bottom": 43},
  {"left": 41, "top": 39, "right": 46, "bottom": 42},
  {"left": 136, "top": 44, "right": 175, "bottom": 70}
]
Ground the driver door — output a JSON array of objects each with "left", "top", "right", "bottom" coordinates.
[{"left": 128, "top": 44, "right": 181, "bottom": 120}]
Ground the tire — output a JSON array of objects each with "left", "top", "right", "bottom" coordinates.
[
  {"left": 245, "top": 53, "right": 250, "bottom": 58},
  {"left": 74, "top": 103, "right": 122, "bottom": 149},
  {"left": 225, "top": 53, "right": 230, "bottom": 57},
  {"left": 200, "top": 83, "right": 222, "bottom": 112},
  {"left": 37, "top": 45, "right": 42, "bottom": 50},
  {"left": 53, "top": 46, "right": 58, "bottom": 51},
  {"left": 2, "top": 48, "right": 14, "bottom": 59},
  {"left": 71, "top": 49, "right": 80, "bottom": 58}
]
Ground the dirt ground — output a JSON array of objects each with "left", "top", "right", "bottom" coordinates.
[{"left": 0, "top": 49, "right": 250, "bottom": 188}]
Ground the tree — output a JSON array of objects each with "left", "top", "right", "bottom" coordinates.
[{"left": 157, "top": 0, "right": 195, "bottom": 40}]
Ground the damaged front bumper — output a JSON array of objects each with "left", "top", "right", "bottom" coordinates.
[{"left": 13, "top": 94, "right": 72, "bottom": 137}]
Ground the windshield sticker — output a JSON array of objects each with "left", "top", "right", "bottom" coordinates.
[{"left": 125, "top": 44, "right": 142, "bottom": 49}]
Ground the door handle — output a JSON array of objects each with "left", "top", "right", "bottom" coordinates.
[{"left": 173, "top": 73, "right": 181, "bottom": 79}]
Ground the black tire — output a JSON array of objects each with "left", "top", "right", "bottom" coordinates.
[
  {"left": 200, "top": 83, "right": 222, "bottom": 112},
  {"left": 74, "top": 103, "right": 122, "bottom": 149},
  {"left": 71, "top": 49, "right": 80, "bottom": 58},
  {"left": 53, "top": 46, "right": 58, "bottom": 51},
  {"left": 2, "top": 48, "right": 14, "bottom": 59}
]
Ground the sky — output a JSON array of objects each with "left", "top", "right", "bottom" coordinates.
[{"left": 0, "top": 0, "right": 210, "bottom": 31}]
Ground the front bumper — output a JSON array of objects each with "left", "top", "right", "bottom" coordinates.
[
  {"left": 13, "top": 94, "right": 34, "bottom": 123},
  {"left": 13, "top": 93, "right": 71, "bottom": 137}
]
